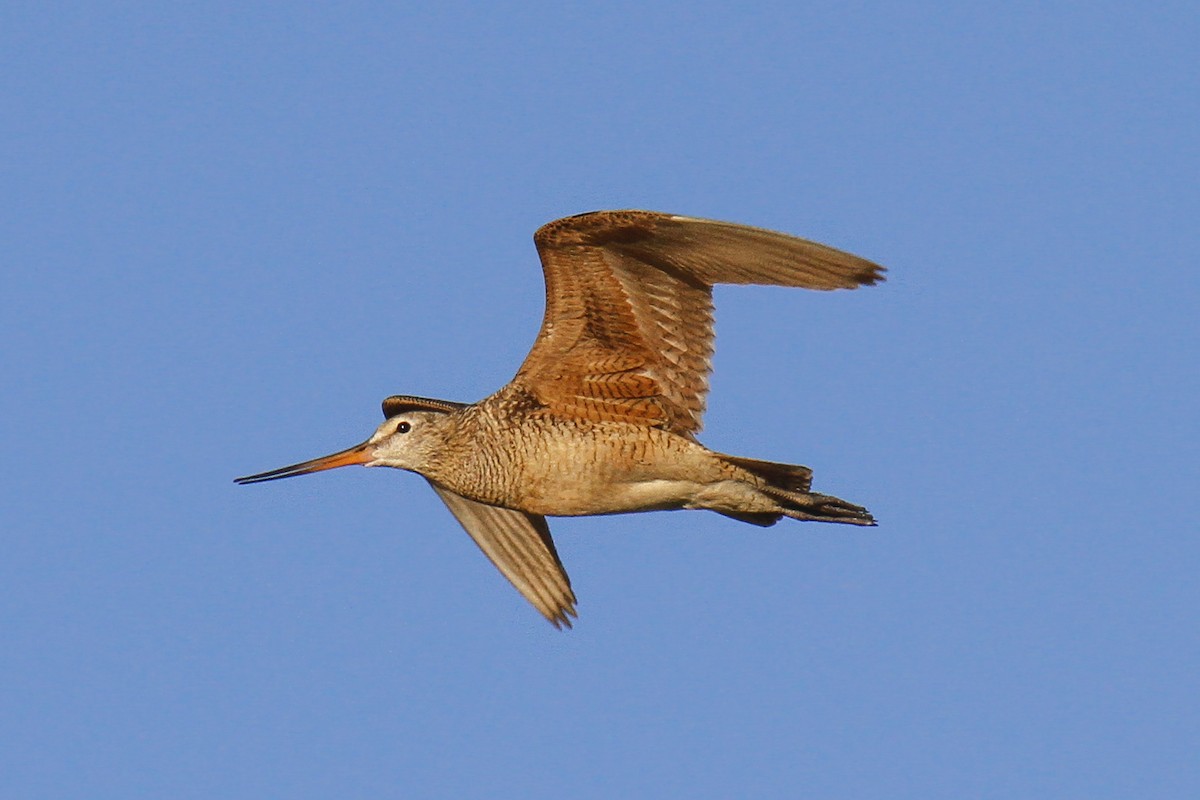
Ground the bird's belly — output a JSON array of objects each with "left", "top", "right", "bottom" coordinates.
[
  {"left": 506, "top": 439, "right": 719, "bottom": 516},
  {"left": 438, "top": 421, "right": 726, "bottom": 517},
  {"left": 525, "top": 476, "right": 702, "bottom": 516}
]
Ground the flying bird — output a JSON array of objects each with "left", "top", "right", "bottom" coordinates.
[{"left": 236, "top": 210, "right": 884, "bottom": 627}]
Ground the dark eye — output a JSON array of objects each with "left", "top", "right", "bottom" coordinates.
[{"left": 396, "top": 421, "right": 411, "bottom": 434}]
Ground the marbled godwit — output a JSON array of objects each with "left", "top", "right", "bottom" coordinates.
[{"left": 236, "top": 210, "right": 884, "bottom": 627}]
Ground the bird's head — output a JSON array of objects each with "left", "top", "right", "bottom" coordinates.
[{"left": 234, "top": 396, "right": 465, "bottom": 485}]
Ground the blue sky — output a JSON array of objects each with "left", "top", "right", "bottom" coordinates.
[{"left": 3, "top": 2, "right": 1197, "bottom": 797}]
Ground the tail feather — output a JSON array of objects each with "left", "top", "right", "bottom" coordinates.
[
  {"left": 715, "top": 510, "right": 783, "bottom": 527},
  {"left": 720, "top": 453, "right": 875, "bottom": 527},
  {"left": 720, "top": 454, "right": 813, "bottom": 493}
]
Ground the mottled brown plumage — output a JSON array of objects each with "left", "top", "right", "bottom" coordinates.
[{"left": 236, "top": 210, "right": 884, "bottom": 627}]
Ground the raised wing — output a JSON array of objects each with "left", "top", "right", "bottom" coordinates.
[
  {"left": 428, "top": 482, "right": 577, "bottom": 628},
  {"left": 514, "top": 210, "right": 884, "bottom": 435}
]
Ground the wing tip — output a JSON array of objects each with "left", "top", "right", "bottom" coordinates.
[
  {"left": 546, "top": 603, "right": 579, "bottom": 630},
  {"left": 854, "top": 261, "right": 887, "bottom": 288}
]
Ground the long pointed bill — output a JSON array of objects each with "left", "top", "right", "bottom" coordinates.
[{"left": 234, "top": 441, "right": 374, "bottom": 485}]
